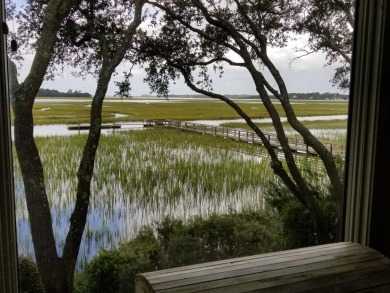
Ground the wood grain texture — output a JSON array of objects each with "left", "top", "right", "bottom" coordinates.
[{"left": 136, "top": 242, "right": 390, "bottom": 292}]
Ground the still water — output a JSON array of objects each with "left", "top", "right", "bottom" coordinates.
[
  {"left": 15, "top": 129, "right": 271, "bottom": 269},
  {"left": 14, "top": 115, "right": 345, "bottom": 269},
  {"left": 11, "top": 114, "right": 347, "bottom": 137}
]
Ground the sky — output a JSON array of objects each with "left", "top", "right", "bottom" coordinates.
[
  {"left": 14, "top": 41, "right": 344, "bottom": 97},
  {"left": 10, "top": 0, "right": 347, "bottom": 97}
]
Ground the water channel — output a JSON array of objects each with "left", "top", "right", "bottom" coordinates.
[{"left": 11, "top": 114, "right": 347, "bottom": 137}]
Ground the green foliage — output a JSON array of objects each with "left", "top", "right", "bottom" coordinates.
[
  {"left": 296, "top": 0, "right": 353, "bottom": 90},
  {"left": 18, "top": 256, "right": 45, "bottom": 293},
  {"left": 75, "top": 211, "right": 282, "bottom": 293},
  {"left": 156, "top": 212, "right": 281, "bottom": 268},
  {"left": 286, "top": 92, "right": 349, "bottom": 100},
  {"left": 76, "top": 229, "right": 159, "bottom": 293},
  {"left": 37, "top": 88, "right": 92, "bottom": 97},
  {"left": 265, "top": 178, "right": 338, "bottom": 248},
  {"left": 114, "top": 72, "right": 133, "bottom": 99}
]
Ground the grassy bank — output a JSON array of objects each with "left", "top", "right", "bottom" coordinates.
[
  {"left": 222, "top": 119, "right": 347, "bottom": 130},
  {"left": 28, "top": 98, "right": 348, "bottom": 125},
  {"left": 222, "top": 119, "right": 348, "bottom": 144}
]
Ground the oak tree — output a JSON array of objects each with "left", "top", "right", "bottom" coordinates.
[
  {"left": 10, "top": 0, "right": 146, "bottom": 291},
  {"left": 141, "top": 0, "right": 351, "bottom": 243},
  {"left": 297, "top": 0, "right": 353, "bottom": 89}
]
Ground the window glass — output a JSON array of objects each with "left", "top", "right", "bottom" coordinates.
[{"left": 8, "top": 0, "right": 353, "bottom": 291}]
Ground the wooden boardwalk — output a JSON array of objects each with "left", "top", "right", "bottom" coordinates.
[
  {"left": 67, "top": 123, "right": 121, "bottom": 130},
  {"left": 144, "top": 120, "right": 346, "bottom": 157}
]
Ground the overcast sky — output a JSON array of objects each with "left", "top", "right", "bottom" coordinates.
[
  {"left": 10, "top": 0, "right": 347, "bottom": 97},
  {"left": 14, "top": 44, "right": 345, "bottom": 97}
]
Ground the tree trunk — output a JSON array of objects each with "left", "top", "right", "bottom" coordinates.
[
  {"left": 12, "top": 101, "right": 61, "bottom": 290},
  {"left": 156, "top": 0, "right": 341, "bottom": 244},
  {"left": 11, "top": 1, "right": 146, "bottom": 290}
]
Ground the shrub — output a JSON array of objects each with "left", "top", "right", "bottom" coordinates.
[
  {"left": 157, "top": 212, "right": 281, "bottom": 268},
  {"left": 18, "top": 256, "right": 45, "bottom": 293},
  {"left": 265, "top": 178, "right": 338, "bottom": 248},
  {"left": 78, "top": 228, "right": 159, "bottom": 293},
  {"left": 76, "top": 211, "right": 282, "bottom": 292}
]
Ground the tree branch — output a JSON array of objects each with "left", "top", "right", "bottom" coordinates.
[
  {"left": 289, "top": 48, "right": 318, "bottom": 66},
  {"left": 62, "top": 0, "right": 147, "bottom": 270},
  {"left": 188, "top": 57, "right": 245, "bottom": 67},
  {"left": 148, "top": 0, "right": 242, "bottom": 55},
  {"left": 167, "top": 61, "right": 311, "bottom": 206}
]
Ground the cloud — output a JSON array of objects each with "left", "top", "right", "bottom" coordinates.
[
  {"left": 11, "top": 2, "right": 345, "bottom": 97},
  {"left": 17, "top": 49, "right": 342, "bottom": 97}
]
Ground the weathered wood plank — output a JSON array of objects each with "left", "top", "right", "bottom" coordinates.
[
  {"left": 299, "top": 265, "right": 390, "bottom": 292},
  {"left": 244, "top": 261, "right": 390, "bottom": 293},
  {"left": 154, "top": 252, "right": 384, "bottom": 292},
  {"left": 146, "top": 245, "right": 366, "bottom": 285},
  {"left": 354, "top": 283, "right": 390, "bottom": 293},
  {"left": 140, "top": 242, "right": 356, "bottom": 278},
  {"left": 136, "top": 242, "right": 390, "bottom": 293}
]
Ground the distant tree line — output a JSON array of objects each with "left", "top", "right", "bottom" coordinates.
[
  {"left": 285, "top": 92, "right": 349, "bottom": 100},
  {"left": 37, "top": 88, "right": 92, "bottom": 97},
  {"left": 168, "top": 92, "right": 349, "bottom": 100}
]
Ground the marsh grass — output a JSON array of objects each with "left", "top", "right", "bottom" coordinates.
[
  {"left": 222, "top": 119, "right": 347, "bottom": 144},
  {"left": 28, "top": 99, "right": 348, "bottom": 125},
  {"left": 223, "top": 119, "right": 347, "bottom": 130},
  {"left": 14, "top": 129, "right": 282, "bottom": 268}
]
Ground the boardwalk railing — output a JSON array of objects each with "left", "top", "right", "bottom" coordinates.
[{"left": 144, "top": 120, "right": 345, "bottom": 157}]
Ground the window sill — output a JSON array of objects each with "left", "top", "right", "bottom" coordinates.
[{"left": 136, "top": 242, "right": 390, "bottom": 292}]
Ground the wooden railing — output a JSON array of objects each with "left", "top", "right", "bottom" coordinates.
[{"left": 144, "top": 120, "right": 346, "bottom": 157}]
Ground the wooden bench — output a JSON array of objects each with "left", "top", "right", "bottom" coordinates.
[{"left": 136, "top": 242, "right": 390, "bottom": 292}]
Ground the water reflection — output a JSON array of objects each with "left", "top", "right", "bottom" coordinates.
[
  {"left": 14, "top": 116, "right": 345, "bottom": 269},
  {"left": 11, "top": 123, "right": 145, "bottom": 138},
  {"left": 11, "top": 114, "right": 347, "bottom": 138},
  {"left": 15, "top": 131, "right": 271, "bottom": 269}
]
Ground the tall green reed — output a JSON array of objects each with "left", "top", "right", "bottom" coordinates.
[{"left": 14, "top": 128, "right": 326, "bottom": 268}]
